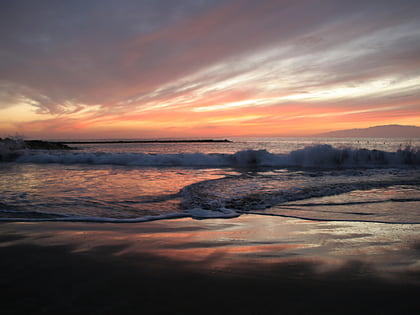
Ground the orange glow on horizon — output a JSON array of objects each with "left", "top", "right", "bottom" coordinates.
[{"left": 2, "top": 97, "right": 419, "bottom": 139}]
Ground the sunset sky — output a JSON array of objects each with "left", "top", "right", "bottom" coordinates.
[{"left": 1, "top": 0, "right": 419, "bottom": 139}]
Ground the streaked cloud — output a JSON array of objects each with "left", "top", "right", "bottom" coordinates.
[{"left": 0, "top": 0, "right": 419, "bottom": 138}]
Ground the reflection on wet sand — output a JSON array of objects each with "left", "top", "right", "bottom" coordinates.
[
  {"left": 2, "top": 215, "right": 419, "bottom": 283},
  {"left": 1, "top": 215, "right": 419, "bottom": 314}
]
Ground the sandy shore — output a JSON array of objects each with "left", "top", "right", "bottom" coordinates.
[{"left": 1, "top": 215, "right": 419, "bottom": 314}]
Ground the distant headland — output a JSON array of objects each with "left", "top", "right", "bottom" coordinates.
[{"left": 315, "top": 125, "right": 420, "bottom": 138}]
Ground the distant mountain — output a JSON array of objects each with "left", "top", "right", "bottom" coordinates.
[{"left": 315, "top": 125, "right": 420, "bottom": 138}]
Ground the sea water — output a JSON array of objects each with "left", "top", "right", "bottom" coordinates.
[{"left": 0, "top": 137, "right": 419, "bottom": 224}]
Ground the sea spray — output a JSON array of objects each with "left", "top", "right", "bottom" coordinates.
[{"left": 4, "top": 145, "right": 418, "bottom": 168}]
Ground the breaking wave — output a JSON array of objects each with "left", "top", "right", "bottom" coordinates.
[
  {"left": 2, "top": 144, "right": 419, "bottom": 168},
  {"left": 180, "top": 170, "right": 420, "bottom": 223}
]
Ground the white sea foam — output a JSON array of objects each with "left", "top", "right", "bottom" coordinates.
[
  {"left": 0, "top": 208, "right": 189, "bottom": 223},
  {"left": 3, "top": 145, "right": 419, "bottom": 168},
  {"left": 186, "top": 207, "right": 240, "bottom": 219},
  {"left": 179, "top": 168, "right": 420, "bottom": 223},
  {"left": 0, "top": 206, "right": 239, "bottom": 222}
]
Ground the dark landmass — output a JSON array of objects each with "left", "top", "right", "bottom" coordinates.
[
  {"left": 57, "top": 139, "right": 232, "bottom": 144},
  {"left": 315, "top": 124, "right": 420, "bottom": 138},
  {"left": 24, "top": 140, "right": 74, "bottom": 150},
  {"left": 0, "top": 138, "right": 74, "bottom": 161},
  {"left": 0, "top": 138, "right": 74, "bottom": 150}
]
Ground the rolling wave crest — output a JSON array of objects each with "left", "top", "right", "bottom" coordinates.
[{"left": 2, "top": 144, "right": 419, "bottom": 168}]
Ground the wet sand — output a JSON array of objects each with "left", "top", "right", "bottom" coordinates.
[{"left": 1, "top": 215, "right": 419, "bottom": 314}]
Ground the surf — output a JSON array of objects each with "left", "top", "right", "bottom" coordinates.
[{"left": 2, "top": 144, "right": 419, "bottom": 168}]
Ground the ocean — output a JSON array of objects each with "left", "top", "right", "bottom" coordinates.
[{"left": 1, "top": 137, "right": 419, "bottom": 224}]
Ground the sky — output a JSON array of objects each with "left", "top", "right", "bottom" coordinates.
[{"left": 1, "top": 0, "right": 420, "bottom": 139}]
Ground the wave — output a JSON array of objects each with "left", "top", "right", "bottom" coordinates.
[
  {"left": 1, "top": 166, "right": 419, "bottom": 223},
  {"left": 0, "top": 205, "right": 239, "bottom": 223},
  {"left": 1, "top": 144, "right": 419, "bottom": 168},
  {"left": 0, "top": 208, "right": 190, "bottom": 223},
  {"left": 179, "top": 169, "right": 420, "bottom": 223},
  {"left": 180, "top": 175, "right": 420, "bottom": 212}
]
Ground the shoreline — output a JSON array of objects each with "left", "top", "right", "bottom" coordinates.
[{"left": 1, "top": 215, "right": 419, "bottom": 314}]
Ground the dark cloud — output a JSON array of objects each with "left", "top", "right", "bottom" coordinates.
[{"left": 0, "top": 0, "right": 226, "bottom": 111}]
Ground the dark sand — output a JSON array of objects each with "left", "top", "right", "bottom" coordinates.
[{"left": 1, "top": 215, "right": 419, "bottom": 314}]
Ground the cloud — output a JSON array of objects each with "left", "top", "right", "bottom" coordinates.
[
  {"left": 0, "top": 0, "right": 419, "bottom": 136},
  {"left": 0, "top": 0, "right": 227, "bottom": 110}
]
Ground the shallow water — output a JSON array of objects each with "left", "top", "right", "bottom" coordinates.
[{"left": 0, "top": 137, "right": 419, "bottom": 223}]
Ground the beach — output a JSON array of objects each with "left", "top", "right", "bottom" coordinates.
[
  {"left": 1, "top": 137, "right": 419, "bottom": 314},
  {"left": 1, "top": 215, "right": 419, "bottom": 314}
]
